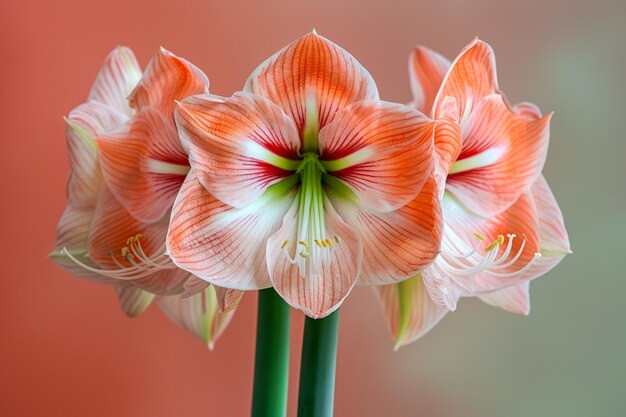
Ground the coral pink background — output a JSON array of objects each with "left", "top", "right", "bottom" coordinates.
[{"left": 2, "top": 0, "right": 624, "bottom": 416}]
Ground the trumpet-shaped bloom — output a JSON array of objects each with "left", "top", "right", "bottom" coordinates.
[
  {"left": 169, "top": 33, "right": 442, "bottom": 318},
  {"left": 51, "top": 47, "right": 243, "bottom": 327},
  {"left": 377, "top": 39, "right": 570, "bottom": 348}
]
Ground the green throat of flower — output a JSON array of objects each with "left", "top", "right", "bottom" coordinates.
[{"left": 281, "top": 153, "right": 340, "bottom": 276}]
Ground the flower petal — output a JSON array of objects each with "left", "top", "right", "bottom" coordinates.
[
  {"left": 97, "top": 107, "right": 189, "bottom": 223},
  {"left": 182, "top": 276, "right": 210, "bottom": 297},
  {"left": 50, "top": 204, "right": 116, "bottom": 282},
  {"left": 514, "top": 176, "right": 571, "bottom": 281},
  {"left": 332, "top": 174, "right": 442, "bottom": 285},
  {"left": 319, "top": 100, "right": 435, "bottom": 212},
  {"left": 433, "top": 39, "right": 498, "bottom": 120},
  {"left": 531, "top": 176, "right": 570, "bottom": 255},
  {"left": 442, "top": 191, "right": 540, "bottom": 294},
  {"left": 409, "top": 46, "right": 451, "bottom": 115},
  {"left": 167, "top": 172, "right": 294, "bottom": 290},
  {"left": 65, "top": 101, "right": 126, "bottom": 207},
  {"left": 115, "top": 284, "right": 156, "bottom": 317},
  {"left": 214, "top": 286, "right": 245, "bottom": 313},
  {"left": 446, "top": 94, "right": 551, "bottom": 217},
  {"left": 129, "top": 47, "right": 209, "bottom": 119},
  {"left": 267, "top": 197, "right": 362, "bottom": 318},
  {"left": 87, "top": 188, "right": 188, "bottom": 294},
  {"left": 479, "top": 282, "right": 531, "bottom": 315},
  {"left": 88, "top": 46, "right": 142, "bottom": 116},
  {"left": 375, "top": 274, "right": 448, "bottom": 349},
  {"left": 244, "top": 32, "right": 379, "bottom": 133},
  {"left": 176, "top": 92, "right": 301, "bottom": 208},
  {"left": 158, "top": 285, "right": 237, "bottom": 350}
]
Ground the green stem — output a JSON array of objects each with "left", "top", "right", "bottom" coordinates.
[
  {"left": 297, "top": 310, "right": 341, "bottom": 417},
  {"left": 251, "top": 288, "right": 291, "bottom": 417}
]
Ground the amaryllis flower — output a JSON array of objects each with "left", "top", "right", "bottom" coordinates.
[
  {"left": 169, "top": 32, "right": 442, "bottom": 318},
  {"left": 377, "top": 39, "right": 570, "bottom": 348},
  {"left": 51, "top": 46, "right": 242, "bottom": 325}
]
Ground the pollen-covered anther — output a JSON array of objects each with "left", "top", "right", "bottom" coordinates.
[
  {"left": 325, "top": 238, "right": 334, "bottom": 247},
  {"left": 334, "top": 235, "right": 341, "bottom": 244},
  {"left": 298, "top": 240, "right": 309, "bottom": 248},
  {"left": 300, "top": 250, "right": 310, "bottom": 258},
  {"left": 485, "top": 234, "right": 505, "bottom": 252},
  {"left": 281, "top": 240, "right": 290, "bottom": 249}
]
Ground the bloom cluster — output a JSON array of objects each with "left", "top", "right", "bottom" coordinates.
[{"left": 51, "top": 32, "right": 569, "bottom": 349}]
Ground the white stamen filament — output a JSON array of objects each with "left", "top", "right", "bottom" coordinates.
[
  {"left": 61, "top": 233, "right": 175, "bottom": 280},
  {"left": 437, "top": 230, "right": 542, "bottom": 292}
]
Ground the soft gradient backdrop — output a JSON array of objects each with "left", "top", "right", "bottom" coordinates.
[{"left": 2, "top": 0, "right": 624, "bottom": 416}]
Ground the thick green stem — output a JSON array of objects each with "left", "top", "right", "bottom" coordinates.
[
  {"left": 297, "top": 310, "right": 341, "bottom": 417},
  {"left": 251, "top": 289, "right": 291, "bottom": 417}
]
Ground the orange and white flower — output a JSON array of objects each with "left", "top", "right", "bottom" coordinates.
[
  {"left": 169, "top": 33, "right": 443, "bottom": 318},
  {"left": 51, "top": 47, "right": 242, "bottom": 335},
  {"left": 377, "top": 39, "right": 570, "bottom": 348}
]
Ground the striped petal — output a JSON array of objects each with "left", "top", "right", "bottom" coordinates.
[
  {"left": 158, "top": 285, "right": 237, "bottom": 350},
  {"left": 65, "top": 101, "right": 126, "bottom": 207},
  {"left": 267, "top": 197, "right": 362, "bottom": 318},
  {"left": 215, "top": 286, "right": 245, "bottom": 313},
  {"left": 446, "top": 94, "right": 550, "bottom": 217},
  {"left": 409, "top": 46, "right": 451, "bottom": 115},
  {"left": 97, "top": 107, "right": 189, "bottom": 223},
  {"left": 167, "top": 171, "right": 294, "bottom": 290},
  {"left": 432, "top": 39, "right": 498, "bottom": 121},
  {"left": 319, "top": 100, "right": 435, "bottom": 212},
  {"left": 478, "top": 282, "right": 531, "bottom": 315},
  {"left": 375, "top": 274, "right": 448, "bottom": 349},
  {"left": 115, "top": 284, "right": 156, "bottom": 317},
  {"left": 88, "top": 46, "right": 142, "bottom": 116},
  {"left": 50, "top": 204, "right": 114, "bottom": 282},
  {"left": 442, "top": 191, "right": 540, "bottom": 294},
  {"left": 175, "top": 92, "right": 300, "bottom": 208},
  {"left": 87, "top": 188, "right": 188, "bottom": 294},
  {"left": 517, "top": 176, "right": 571, "bottom": 281},
  {"left": 333, "top": 175, "right": 442, "bottom": 285},
  {"left": 129, "top": 47, "right": 209, "bottom": 120},
  {"left": 244, "top": 32, "right": 379, "bottom": 134}
]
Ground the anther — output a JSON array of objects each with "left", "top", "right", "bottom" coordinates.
[
  {"left": 314, "top": 239, "right": 324, "bottom": 248},
  {"left": 300, "top": 250, "right": 310, "bottom": 258},
  {"left": 281, "top": 240, "right": 290, "bottom": 249},
  {"left": 299, "top": 240, "right": 309, "bottom": 248},
  {"left": 334, "top": 235, "right": 341, "bottom": 244},
  {"left": 475, "top": 233, "right": 485, "bottom": 241},
  {"left": 325, "top": 238, "right": 334, "bottom": 247}
]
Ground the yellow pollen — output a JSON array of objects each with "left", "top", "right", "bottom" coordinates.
[
  {"left": 281, "top": 240, "right": 290, "bottom": 249},
  {"left": 334, "top": 235, "right": 341, "bottom": 244},
  {"left": 121, "top": 247, "right": 130, "bottom": 258},
  {"left": 325, "top": 238, "right": 334, "bottom": 247},
  {"left": 485, "top": 235, "right": 505, "bottom": 252},
  {"left": 475, "top": 233, "right": 485, "bottom": 241},
  {"left": 300, "top": 250, "right": 310, "bottom": 258},
  {"left": 314, "top": 239, "right": 324, "bottom": 248},
  {"left": 298, "top": 240, "right": 309, "bottom": 248}
]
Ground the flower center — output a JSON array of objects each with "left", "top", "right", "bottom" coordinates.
[{"left": 279, "top": 153, "right": 341, "bottom": 277}]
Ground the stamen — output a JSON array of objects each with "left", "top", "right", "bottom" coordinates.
[
  {"left": 436, "top": 228, "right": 542, "bottom": 294},
  {"left": 59, "top": 232, "right": 176, "bottom": 280},
  {"left": 281, "top": 240, "right": 290, "bottom": 249}
]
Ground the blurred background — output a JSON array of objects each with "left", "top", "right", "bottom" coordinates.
[{"left": 1, "top": 0, "right": 624, "bottom": 416}]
